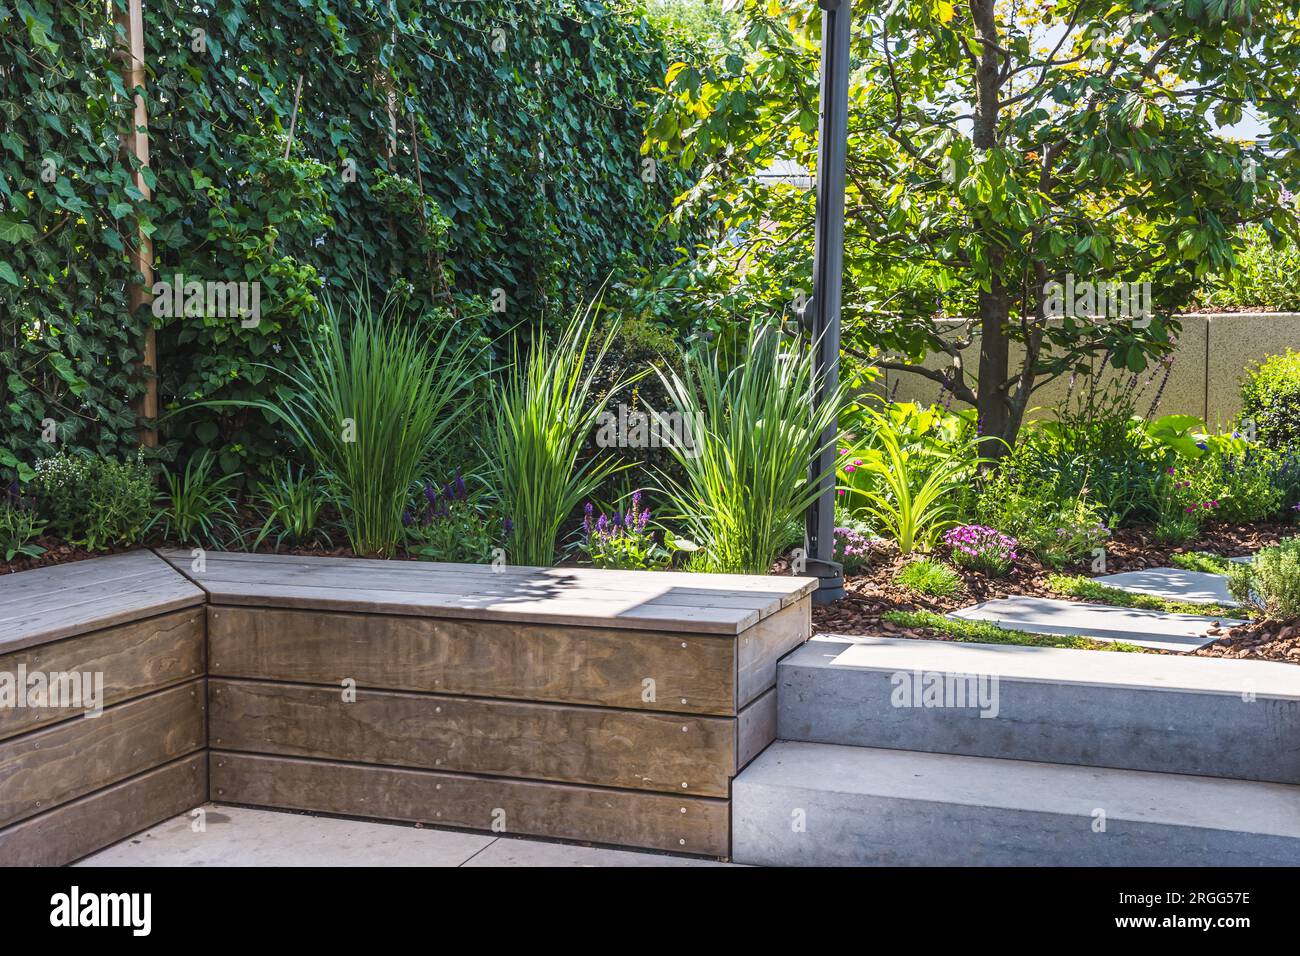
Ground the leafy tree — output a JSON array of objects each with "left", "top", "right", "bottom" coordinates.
[{"left": 647, "top": 0, "right": 1300, "bottom": 449}]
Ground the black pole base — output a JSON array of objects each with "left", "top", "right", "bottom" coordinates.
[{"left": 804, "top": 557, "right": 845, "bottom": 605}]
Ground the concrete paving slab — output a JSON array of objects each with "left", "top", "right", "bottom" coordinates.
[
  {"left": 1093, "top": 567, "right": 1238, "bottom": 606},
  {"left": 732, "top": 741, "right": 1300, "bottom": 867},
  {"left": 778, "top": 637, "right": 1300, "bottom": 783},
  {"left": 75, "top": 805, "right": 734, "bottom": 867},
  {"left": 950, "top": 596, "right": 1244, "bottom": 652},
  {"left": 462, "top": 838, "right": 733, "bottom": 867},
  {"left": 76, "top": 805, "right": 495, "bottom": 867}
]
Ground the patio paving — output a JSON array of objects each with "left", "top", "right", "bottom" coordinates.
[
  {"left": 950, "top": 596, "right": 1246, "bottom": 652},
  {"left": 1092, "top": 567, "right": 1239, "bottom": 606},
  {"left": 75, "top": 805, "right": 734, "bottom": 867}
]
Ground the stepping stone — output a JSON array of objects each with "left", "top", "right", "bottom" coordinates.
[
  {"left": 950, "top": 597, "right": 1246, "bottom": 652},
  {"left": 1230, "top": 555, "right": 1254, "bottom": 563},
  {"left": 1093, "top": 568, "right": 1239, "bottom": 607}
]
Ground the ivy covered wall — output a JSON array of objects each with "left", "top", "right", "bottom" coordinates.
[{"left": 0, "top": 0, "right": 696, "bottom": 480}]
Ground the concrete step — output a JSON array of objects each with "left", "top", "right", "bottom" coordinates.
[
  {"left": 1092, "top": 567, "right": 1239, "bottom": 606},
  {"left": 949, "top": 596, "right": 1244, "bottom": 651},
  {"left": 731, "top": 741, "right": 1300, "bottom": 866},
  {"left": 778, "top": 636, "right": 1300, "bottom": 783}
]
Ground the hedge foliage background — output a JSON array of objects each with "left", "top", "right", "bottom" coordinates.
[{"left": 0, "top": 0, "right": 700, "bottom": 482}]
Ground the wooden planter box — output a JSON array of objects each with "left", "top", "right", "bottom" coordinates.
[
  {"left": 177, "top": 551, "right": 814, "bottom": 858},
  {"left": 0, "top": 552, "right": 208, "bottom": 866}
]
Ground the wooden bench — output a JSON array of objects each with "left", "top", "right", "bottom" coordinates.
[
  {"left": 0, "top": 549, "right": 813, "bottom": 863},
  {"left": 0, "top": 551, "right": 207, "bottom": 866}
]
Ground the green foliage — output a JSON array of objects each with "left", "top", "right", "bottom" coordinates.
[
  {"left": 1240, "top": 350, "right": 1300, "bottom": 453},
  {"left": 885, "top": 609, "right": 1147, "bottom": 653},
  {"left": 586, "top": 315, "right": 687, "bottom": 498},
  {"left": 647, "top": 0, "right": 1300, "bottom": 446},
  {"left": 251, "top": 465, "right": 330, "bottom": 551},
  {"left": 894, "top": 558, "right": 962, "bottom": 599},
  {"left": 843, "top": 404, "right": 982, "bottom": 555},
  {"left": 1169, "top": 551, "right": 1235, "bottom": 575},
  {"left": 976, "top": 476, "right": 1110, "bottom": 569},
  {"left": 405, "top": 475, "right": 508, "bottom": 564},
  {"left": 2, "top": 1, "right": 701, "bottom": 484},
  {"left": 261, "top": 292, "right": 482, "bottom": 558},
  {"left": 1183, "top": 440, "right": 1283, "bottom": 525},
  {"left": 1200, "top": 224, "right": 1300, "bottom": 312},
  {"left": 578, "top": 493, "right": 678, "bottom": 570},
  {"left": 484, "top": 303, "right": 628, "bottom": 567},
  {"left": 1228, "top": 538, "right": 1300, "bottom": 621},
  {"left": 654, "top": 322, "right": 843, "bottom": 574},
  {"left": 153, "top": 452, "right": 241, "bottom": 547},
  {"left": 0, "top": 0, "right": 151, "bottom": 473},
  {"left": 1019, "top": 377, "right": 1165, "bottom": 526},
  {"left": 0, "top": 496, "right": 45, "bottom": 561},
  {"left": 31, "top": 452, "right": 153, "bottom": 551},
  {"left": 643, "top": 0, "right": 740, "bottom": 51}
]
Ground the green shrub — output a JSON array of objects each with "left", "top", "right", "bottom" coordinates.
[
  {"left": 484, "top": 304, "right": 630, "bottom": 567},
  {"left": 405, "top": 474, "right": 509, "bottom": 565},
  {"left": 32, "top": 453, "right": 154, "bottom": 550},
  {"left": 153, "top": 452, "right": 241, "bottom": 547},
  {"left": 1017, "top": 378, "right": 1166, "bottom": 526},
  {"left": 895, "top": 558, "right": 963, "bottom": 598},
  {"left": 1228, "top": 539, "right": 1300, "bottom": 620},
  {"left": 0, "top": 493, "right": 45, "bottom": 562},
  {"left": 259, "top": 292, "right": 483, "bottom": 558},
  {"left": 1184, "top": 441, "right": 1283, "bottom": 525},
  {"left": 1240, "top": 350, "right": 1300, "bottom": 454},
  {"left": 1200, "top": 225, "right": 1300, "bottom": 313},
  {"left": 978, "top": 478, "right": 1110, "bottom": 569},
  {"left": 655, "top": 322, "right": 843, "bottom": 574},
  {"left": 843, "top": 404, "right": 984, "bottom": 555},
  {"left": 251, "top": 465, "right": 331, "bottom": 551}
]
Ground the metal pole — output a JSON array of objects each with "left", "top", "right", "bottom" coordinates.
[{"left": 800, "top": 0, "right": 851, "bottom": 604}]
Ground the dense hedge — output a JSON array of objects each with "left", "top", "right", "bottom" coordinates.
[
  {"left": 1, "top": 0, "right": 698, "bottom": 481},
  {"left": 0, "top": 1, "right": 148, "bottom": 478}
]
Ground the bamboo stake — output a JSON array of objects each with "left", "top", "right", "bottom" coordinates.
[{"left": 115, "top": 0, "right": 157, "bottom": 447}]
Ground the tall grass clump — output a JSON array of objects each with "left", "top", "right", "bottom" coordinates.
[
  {"left": 267, "top": 292, "right": 482, "bottom": 557},
  {"left": 483, "top": 302, "right": 632, "bottom": 567},
  {"left": 655, "top": 322, "right": 843, "bottom": 575}
]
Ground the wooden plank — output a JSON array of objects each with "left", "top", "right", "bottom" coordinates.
[
  {"left": 159, "top": 548, "right": 817, "bottom": 603},
  {"left": 195, "top": 563, "right": 782, "bottom": 613},
  {"left": 158, "top": 548, "right": 815, "bottom": 633},
  {"left": 209, "top": 605, "right": 736, "bottom": 715},
  {"left": 736, "top": 687, "right": 777, "bottom": 773},
  {"left": 0, "top": 754, "right": 206, "bottom": 867},
  {"left": 202, "top": 581, "right": 759, "bottom": 634},
  {"left": 209, "top": 679, "right": 736, "bottom": 797},
  {"left": 0, "top": 607, "right": 204, "bottom": 740},
  {"left": 211, "top": 750, "right": 729, "bottom": 857},
  {"left": 735, "top": 598, "right": 812, "bottom": 708},
  {"left": 0, "top": 551, "right": 204, "bottom": 654},
  {"left": 0, "top": 680, "right": 206, "bottom": 828}
]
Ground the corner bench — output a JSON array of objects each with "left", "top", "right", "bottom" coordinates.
[{"left": 0, "top": 549, "right": 814, "bottom": 864}]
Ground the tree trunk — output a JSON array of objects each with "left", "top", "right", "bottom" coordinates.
[{"left": 976, "top": 278, "right": 1017, "bottom": 456}]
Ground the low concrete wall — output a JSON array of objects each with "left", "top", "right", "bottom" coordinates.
[{"left": 883, "top": 312, "right": 1300, "bottom": 425}]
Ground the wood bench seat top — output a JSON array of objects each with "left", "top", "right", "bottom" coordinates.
[
  {"left": 0, "top": 551, "right": 206, "bottom": 654},
  {"left": 158, "top": 549, "right": 816, "bottom": 635}
]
